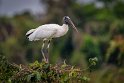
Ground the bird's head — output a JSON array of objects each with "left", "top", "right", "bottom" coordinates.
[{"left": 63, "top": 16, "right": 78, "bottom": 33}]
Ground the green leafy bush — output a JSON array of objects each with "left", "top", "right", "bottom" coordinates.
[{"left": 0, "top": 55, "right": 98, "bottom": 83}]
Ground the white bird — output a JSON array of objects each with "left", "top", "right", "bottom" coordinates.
[{"left": 26, "top": 16, "right": 78, "bottom": 62}]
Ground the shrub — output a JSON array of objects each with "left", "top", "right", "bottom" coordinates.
[{"left": 0, "top": 55, "right": 98, "bottom": 83}]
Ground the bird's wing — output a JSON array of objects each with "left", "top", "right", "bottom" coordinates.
[{"left": 31, "top": 24, "right": 59, "bottom": 40}]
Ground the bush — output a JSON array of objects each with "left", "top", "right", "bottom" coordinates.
[{"left": 0, "top": 55, "right": 98, "bottom": 83}]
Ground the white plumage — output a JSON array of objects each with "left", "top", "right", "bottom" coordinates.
[{"left": 26, "top": 24, "right": 69, "bottom": 41}]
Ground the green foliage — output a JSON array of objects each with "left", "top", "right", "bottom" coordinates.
[
  {"left": 0, "top": 55, "right": 19, "bottom": 82},
  {"left": 89, "top": 57, "right": 98, "bottom": 66},
  {"left": 0, "top": 55, "right": 98, "bottom": 83}
]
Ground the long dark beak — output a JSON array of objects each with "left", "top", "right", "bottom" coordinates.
[{"left": 68, "top": 19, "right": 79, "bottom": 33}]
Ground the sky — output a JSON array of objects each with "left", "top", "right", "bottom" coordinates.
[
  {"left": 0, "top": 0, "right": 45, "bottom": 16},
  {"left": 0, "top": 0, "right": 98, "bottom": 16}
]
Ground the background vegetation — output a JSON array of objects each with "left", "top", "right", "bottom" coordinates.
[{"left": 0, "top": 0, "right": 124, "bottom": 83}]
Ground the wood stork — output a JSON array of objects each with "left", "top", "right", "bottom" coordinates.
[{"left": 26, "top": 16, "right": 78, "bottom": 62}]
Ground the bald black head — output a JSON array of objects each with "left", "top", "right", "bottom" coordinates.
[
  {"left": 63, "top": 16, "right": 71, "bottom": 25},
  {"left": 62, "top": 16, "right": 79, "bottom": 33}
]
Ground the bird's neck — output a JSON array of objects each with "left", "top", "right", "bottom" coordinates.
[
  {"left": 62, "top": 24, "right": 68, "bottom": 27},
  {"left": 62, "top": 24, "right": 69, "bottom": 30},
  {"left": 54, "top": 24, "right": 69, "bottom": 37},
  {"left": 61, "top": 24, "right": 69, "bottom": 34}
]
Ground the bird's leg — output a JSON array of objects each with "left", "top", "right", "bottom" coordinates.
[
  {"left": 47, "top": 39, "right": 51, "bottom": 50},
  {"left": 41, "top": 40, "right": 47, "bottom": 62},
  {"left": 45, "top": 39, "right": 51, "bottom": 63}
]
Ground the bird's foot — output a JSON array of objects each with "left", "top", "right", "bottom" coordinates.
[{"left": 42, "top": 58, "right": 48, "bottom": 63}]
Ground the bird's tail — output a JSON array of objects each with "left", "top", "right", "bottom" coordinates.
[
  {"left": 26, "top": 29, "right": 35, "bottom": 37},
  {"left": 26, "top": 29, "right": 36, "bottom": 41}
]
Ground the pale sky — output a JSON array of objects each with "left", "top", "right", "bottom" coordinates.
[
  {"left": 0, "top": 0, "right": 45, "bottom": 16},
  {"left": 0, "top": 0, "right": 97, "bottom": 16}
]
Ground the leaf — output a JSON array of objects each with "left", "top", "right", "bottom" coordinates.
[
  {"left": 82, "top": 76, "right": 90, "bottom": 81},
  {"left": 89, "top": 57, "right": 98, "bottom": 66},
  {"left": 36, "top": 72, "right": 41, "bottom": 81},
  {"left": 27, "top": 74, "right": 32, "bottom": 82}
]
